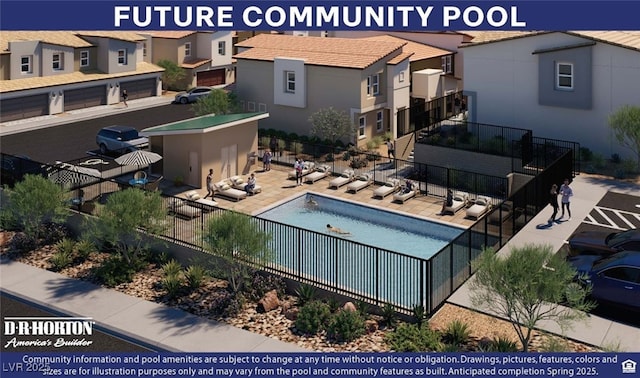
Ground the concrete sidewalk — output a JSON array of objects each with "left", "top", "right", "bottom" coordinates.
[
  {"left": 0, "top": 256, "right": 307, "bottom": 352},
  {"left": 446, "top": 175, "right": 640, "bottom": 352}
]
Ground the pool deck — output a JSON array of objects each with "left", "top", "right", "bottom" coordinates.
[{"left": 165, "top": 165, "right": 478, "bottom": 230}]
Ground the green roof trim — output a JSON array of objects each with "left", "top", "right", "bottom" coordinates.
[{"left": 142, "top": 112, "right": 266, "bottom": 133}]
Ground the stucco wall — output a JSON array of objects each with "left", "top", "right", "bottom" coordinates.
[
  {"left": 414, "top": 144, "right": 514, "bottom": 177},
  {"left": 463, "top": 32, "right": 640, "bottom": 159}
]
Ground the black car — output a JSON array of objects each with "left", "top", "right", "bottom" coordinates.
[{"left": 567, "top": 229, "right": 640, "bottom": 257}]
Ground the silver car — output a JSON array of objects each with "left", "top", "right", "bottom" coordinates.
[
  {"left": 96, "top": 125, "right": 149, "bottom": 155},
  {"left": 174, "top": 86, "right": 212, "bottom": 104}
]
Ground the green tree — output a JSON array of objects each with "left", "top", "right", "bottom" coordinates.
[
  {"left": 192, "top": 88, "right": 238, "bottom": 117},
  {"left": 157, "top": 59, "right": 186, "bottom": 91},
  {"left": 308, "top": 107, "right": 356, "bottom": 144},
  {"left": 83, "top": 188, "right": 166, "bottom": 263},
  {"left": 1, "top": 174, "right": 69, "bottom": 243},
  {"left": 202, "top": 211, "right": 271, "bottom": 294},
  {"left": 608, "top": 105, "right": 640, "bottom": 170},
  {"left": 469, "top": 244, "right": 594, "bottom": 352}
]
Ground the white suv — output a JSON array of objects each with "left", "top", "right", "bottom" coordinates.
[{"left": 96, "top": 125, "right": 149, "bottom": 155}]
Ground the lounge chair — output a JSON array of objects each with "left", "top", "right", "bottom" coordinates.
[
  {"left": 328, "top": 169, "right": 355, "bottom": 189},
  {"left": 488, "top": 201, "right": 513, "bottom": 224},
  {"left": 346, "top": 173, "right": 373, "bottom": 193},
  {"left": 168, "top": 198, "right": 202, "bottom": 219},
  {"left": 304, "top": 164, "right": 332, "bottom": 184},
  {"left": 443, "top": 191, "right": 469, "bottom": 214},
  {"left": 229, "top": 175, "right": 262, "bottom": 194},
  {"left": 287, "top": 162, "right": 315, "bottom": 179},
  {"left": 214, "top": 180, "right": 247, "bottom": 201},
  {"left": 466, "top": 196, "right": 492, "bottom": 219},
  {"left": 373, "top": 178, "right": 401, "bottom": 198},
  {"left": 393, "top": 186, "right": 419, "bottom": 204},
  {"left": 184, "top": 190, "right": 218, "bottom": 211}
]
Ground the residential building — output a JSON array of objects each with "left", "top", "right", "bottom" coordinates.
[
  {"left": 0, "top": 31, "right": 163, "bottom": 122},
  {"left": 138, "top": 31, "right": 234, "bottom": 89},
  {"left": 233, "top": 34, "right": 412, "bottom": 146},
  {"left": 461, "top": 31, "right": 640, "bottom": 159}
]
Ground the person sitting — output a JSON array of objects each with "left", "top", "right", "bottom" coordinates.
[
  {"left": 438, "top": 189, "right": 454, "bottom": 216},
  {"left": 306, "top": 195, "right": 318, "bottom": 207},
  {"left": 402, "top": 179, "right": 414, "bottom": 194},
  {"left": 326, "top": 224, "right": 351, "bottom": 235},
  {"left": 244, "top": 173, "right": 257, "bottom": 194}
]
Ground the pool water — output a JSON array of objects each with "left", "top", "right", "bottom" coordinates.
[{"left": 257, "top": 193, "right": 463, "bottom": 259}]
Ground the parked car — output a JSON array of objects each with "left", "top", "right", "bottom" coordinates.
[
  {"left": 96, "top": 125, "right": 149, "bottom": 155},
  {"left": 568, "top": 251, "right": 640, "bottom": 310},
  {"left": 567, "top": 228, "right": 640, "bottom": 257},
  {"left": 173, "top": 86, "right": 212, "bottom": 104}
]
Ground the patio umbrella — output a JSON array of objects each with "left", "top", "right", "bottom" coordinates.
[
  {"left": 115, "top": 150, "right": 163, "bottom": 167},
  {"left": 48, "top": 164, "right": 101, "bottom": 187}
]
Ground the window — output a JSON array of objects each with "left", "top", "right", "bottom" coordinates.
[
  {"left": 258, "top": 103, "right": 267, "bottom": 112},
  {"left": 285, "top": 71, "right": 295, "bottom": 93},
  {"left": 399, "top": 71, "right": 405, "bottom": 82},
  {"left": 80, "top": 50, "right": 89, "bottom": 67},
  {"left": 218, "top": 41, "right": 226, "bottom": 55},
  {"left": 184, "top": 42, "right": 191, "bottom": 57},
  {"left": 441, "top": 55, "right": 453, "bottom": 74},
  {"left": 52, "top": 53, "right": 63, "bottom": 70},
  {"left": 367, "top": 74, "right": 379, "bottom": 96},
  {"left": 248, "top": 101, "right": 256, "bottom": 111},
  {"left": 376, "top": 111, "right": 383, "bottom": 132},
  {"left": 358, "top": 116, "right": 366, "bottom": 137},
  {"left": 556, "top": 62, "right": 573, "bottom": 90},
  {"left": 21, "top": 55, "right": 32, "bottom": 74},
  {"left": 117, "top": 49, "right": 127, "bottom": 65},
  {"left": 142, "top": 42, "right": 147, "bottom": 57},
  {"left": 602, "top": 267, "right": 640, "bottom": 283}
]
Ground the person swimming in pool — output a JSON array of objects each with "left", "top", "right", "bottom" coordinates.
[{"left": 326, "top": 224, "right": 351, "bottom": 235}]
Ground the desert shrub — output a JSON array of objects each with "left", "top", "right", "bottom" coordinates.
[
  {"left": 9, "top": 232, "right": 37, "bottom": 253},
  {"left": 342, "top": 152, "right": 351, "bottom": 161},
  {"left": 49, "top": 249, "right": 74, "bottom": 271},
  {"left": 477, "top": 336, "right": 519, "bottom": 352},
  {"left": 151, "top": 251, "right": 171, "bottom": 266},
  {"left": 591, "top": 153, "right": 606, "bottom": 169},
  {"left": 295, "top": 283, "right": 317, "bottom": 306},
  {"left": 246, "top": 272, "right": 286, "bottom": 300},
  {"left": 259, "top": 136, "right": 271, "bottom": 148},
  {"left": 162, "top": 273, "right": 183, "bottom": 299},
  {"left": 75, "top": 239, "right": 95, "bottom": 260},
  {"left": 614, "top": 168, "right": 626, "bottom": 179},
  {"left": 580, "top": 147, "right": 593, "bottom": 162},
  {"left": 208, "top": 291, "right": 238, "bottom": 316},
  {"left": 327, "top": 309, "right": 365, "bottom": 342},
  {"left": 295, "top": 301, "right": 331, "bottom": 335},
  {"left": 324, "top": 153, "right": 334, "bottom": 162},
  {"left": 442, "top": 319, "right": 471, "bottom": 346},
  {"left": 611, "top": 153, "right": 622, "bottom": 164},
  {"left": 162, "top": 259, "right": 182, "bottom": 277},
  {"left": 349, "top": 157, "right": 368, "bottom": 169},
  {"left": 185, "top": 265, "right": 207, "bottom": 290},
  {"left": 446, "top": 136, "right": 456, "bottom": 146},
  {"left": 290, "top": 142, "right": 303, "bottom": 155},
  {"left": 540, "top": 335, "right": 570, "bottom": 352},
  {"left": 412, "top": 304, "right": 427, "bottom": 327},
  {"left": 41, "top": 222, "right": 70, "bottom": 245},
  {"left": 355, "top": 300, "right": 370, "bottom": 319},
  {"left": 381, "top": 303, "right": 398, "bottom": 328},
  {"left": 93, "top": 254, "right": 146, "bottom": 287},
  {"left": 441, "top": 343, "right": 463, "bottom": 352},
  {"left": 366, "top": 151, "right": 381, "bottom": 161},
  {"left": 622, "top": 159, "right": 638, "bottom": 174},
  {"left": 385, "top": 323, "right": 443, "bottom": 352},
  {"left": 428, "top": 135, "right": 440, "bottom": 145},
  {"left": 324, "top": 297, "right": 341, "bottom": 313},
  {"left": 54, "top": 237, "right": 76, "bottom": 255}
]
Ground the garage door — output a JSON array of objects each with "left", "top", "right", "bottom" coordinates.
[
  {"left": 122, "top": 78, "right": 156, "bottom": 100},
  {"left": 0, "top": 94, "right": 49, "bottom": 122},
  {"left": 65, "top": 86, "right": 106, "bottom": 111},
  {"left": 197, "top": 69, "right": 225, "bottom": 87}
]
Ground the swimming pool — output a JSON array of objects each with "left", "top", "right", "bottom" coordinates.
[
  {"left": 255, "top": 193, "right": 465, "bottom": 308},
  {"left": 257, "top": 193, "right": 463, "bottom": 258}
]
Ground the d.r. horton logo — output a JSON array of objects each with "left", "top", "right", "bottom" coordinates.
[{"left": 3, "top": 317, "right": 95, "bottom": 348}]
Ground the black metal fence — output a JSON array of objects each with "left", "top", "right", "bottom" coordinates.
[
  {"left": 396, "top": 91, "right": 465, "bottom": 137},
  {"left": 1, "top": 147, "right": 574, "bottom": 315}
]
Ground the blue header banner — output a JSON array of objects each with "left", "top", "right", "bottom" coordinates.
[
  {"left": 2, "top": 352, "right": 640, "bottom": 378},
  {"left": 1, "top": 1, "right": 640, "bottom": 31}
]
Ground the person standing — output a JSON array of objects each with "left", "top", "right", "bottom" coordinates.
[
  {"left": 560, "top": 178, "right": 573, "bottom": 220},
  {"left": 263, "top": 149, "right": 272, "bottom": 171},
  {"left": 386, "top": 139, "right": 395, "bottom": 161},
  {"left": 548, "top": 184, "right": 559, "bottom": 223},
  {"left": 122, "top": 89, "right": 128, "bottom": 107},
  {"left": 294, "top": 158, "right": 304, "bottom": 186},
  {"left": 269, "top": 136, "right": 278, "bottom": 156},
  {"left": 203, "top": 168, "right": 214, "bottom": 199}
]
